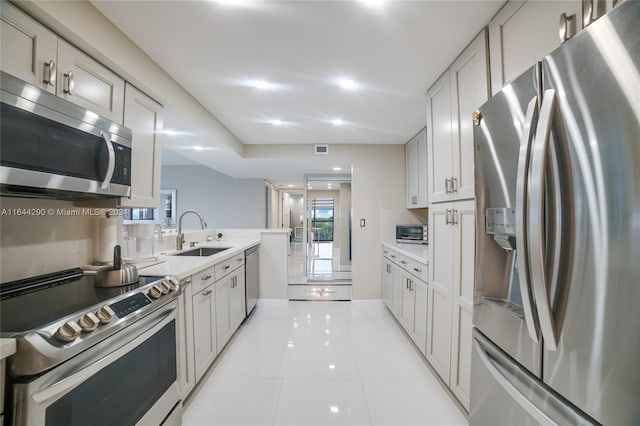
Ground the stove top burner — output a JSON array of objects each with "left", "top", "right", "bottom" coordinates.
[
  {"left": 0, "top": 268, "right": 162, "bottom": 333},
  {"left": 0, "top": 267, "right": 179, "bottom": 376}
]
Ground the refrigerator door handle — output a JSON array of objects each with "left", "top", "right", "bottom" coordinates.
[
  {"left": 473, "top": 337, "right": 556, "bottom": 426},
  {"left": 516, "top": 96, "right": 540, "bottom": 343},
  {"left": 529, "top": 89, "right": 558, "bottom": 351}
]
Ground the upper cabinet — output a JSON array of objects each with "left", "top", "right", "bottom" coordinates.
[
  {"left": 489, "top": 0, "right": 583, "bottom": 94},
  {"left": 0, "top": 2, "right": 125, "bottom": 124},
  {"left": 405, "top": 128, "right": 428, "bottom": 209},
  {"left": 0, "top": 2, "right": 57, "bottom": 93},
  {"left": 57, "top": 39, "right": 125, "bottom": 123},
  {"left": 426, "top": 30, "right": 489, "bottom": 204},
  {"left": 121, "top": 84, "right": 163, "bottom": 208}
]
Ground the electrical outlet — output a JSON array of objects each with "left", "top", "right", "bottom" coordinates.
[{"left": 360, "top": 219, "right": 366, "bottom": 227}]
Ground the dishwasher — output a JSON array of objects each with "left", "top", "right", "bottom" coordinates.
[{"left": 245, "top": 246, "right": 259, "bottom": 317}]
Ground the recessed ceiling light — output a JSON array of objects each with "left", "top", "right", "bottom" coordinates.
[
  {"left": 332, "top": 119, "right": 343, "bottom": 126},
  {"left": 308, "top": 186, "right": 313, "bottom": 190},
  {"left": 360, "top": 0, "right": 386, "bottom": 7},
  {"left": 339, "top": 79, "right": 357, "bottom": 90},
  {"left": 253, "top": 80, "right": 270, "bottom": 90},
  {"left": 287, "top": 184, "right": 294, "bottom": 188},
  {"left": 330, "top": 406, "right": 339, "bottom": 414},
  {"left": 333, "top": 167, "right": 342, "bottom": 171},
  {"left": 193, "top": 146, "right": 203, "bottom": 151},
  {"left": 272, "top": 119, "right": 283, "bottom": 126}
]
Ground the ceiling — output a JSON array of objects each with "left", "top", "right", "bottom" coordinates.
[{"left": 92, "top": 0, "right": 503, "bottom": 185}]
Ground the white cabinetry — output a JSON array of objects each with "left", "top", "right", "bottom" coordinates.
[
  {"left": 381, "top": 246, "right": 428, "bottom": 355},
  {"left": 489, "top": 0, "right": 583, "bottom": 94},
  {"left": 405, "top": 128, "right": 428, "bottom": 208},
  {"left": 121, "top": 84, "right": 163, "bottom": 208},
  {"left": 192, "top": 270, "right": 217, "bottom": 383},
  {"left": 427, "top": 201, "right": 475, "bottom": 410},
  {"left": 215, "top": 268, "right": 245, "bottom": 350},
  {"left": 0, "top": 2, "right": 57, "bottom": 93},
  {"left": 0, "top": 3, "right": 125, "bottom": 123},
  {"left": 427, "top": 30, "right": 489, "bottom": 204},
  {"left": 56, "top": 39, "right": 124, "bottom": 123},
  {"left": 177, "top": 277, "right": 195, "bottom": 398}
]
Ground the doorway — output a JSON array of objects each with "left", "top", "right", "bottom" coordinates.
[{"left": 287, "top": 175, "right": 352, "bottom": 300}]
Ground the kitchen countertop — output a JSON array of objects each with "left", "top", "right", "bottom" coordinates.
[
  {"left": 382, "top": 241, "right": 429, "bottom": 264},
  {"left": 0, "top": 338, "right": 16, "bottom": 360},
  {"left": 137, "top": 239, "right": 260, "bottom": 280}
]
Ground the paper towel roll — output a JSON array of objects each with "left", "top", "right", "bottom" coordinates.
[{"left": 94, "top": 217, "right": 122, "bottom": 263}]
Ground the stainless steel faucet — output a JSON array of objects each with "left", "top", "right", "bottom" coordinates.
[{"left": 177, "top": 210, "right": 207, "bottom": 250}]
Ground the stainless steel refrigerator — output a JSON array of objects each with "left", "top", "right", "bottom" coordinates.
[{"left": 470, "top": 2, "right": 640, "bottom": 424}]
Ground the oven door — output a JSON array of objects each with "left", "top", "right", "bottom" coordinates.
[{"left": 12, "top": 302, "right": 181, "bottom": 426}]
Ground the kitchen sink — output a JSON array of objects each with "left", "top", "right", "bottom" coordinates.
[{"left": 173, "top": 247, "right": 230, "bottom": 257}]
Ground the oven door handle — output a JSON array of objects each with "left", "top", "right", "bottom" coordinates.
[{"left": 32, "top": 303, "right": 176, "bottom": 404}]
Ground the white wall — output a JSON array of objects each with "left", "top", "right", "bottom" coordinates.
[
  {"left": 245, "top": 144, "right": 407, "bottom": 299},
  {"left": 161, "top": 165, "right": 265, "bottom": 230}
]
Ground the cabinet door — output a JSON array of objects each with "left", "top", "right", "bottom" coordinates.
[
  {"left": 177, "top": 279, "right": 195, "bottom": 398},
  {"left": 391, "top": 263, "right": 402, "bottom": 318},
  {"left": 0, "top": 2, "right": 57, "bottom": 93},
  {"left": 489, "top": 0, "right": 583, "bottom": 94},
  {"left": 399, "top": 273, "right": 415, "bottom": 333},
  {"left": 405, "top": 138, "right": 419, "bottom": 208},
  {"left": 416, "top": 129, "right": 428, "bottom": 207},
  {"left": 413, "top": 279, "right": 428, "bottom": 356},
  {"left": 426, "top": 72, "right": 453, "bottom": 204},
  {"left": 215, "top": 277, "right": 232, "bottom": 351},
  {"left": 382, "top": 259, "right": 394, "bottom": 310},
  {"left": 229, "top": 269, "right": 246, "bottom": 330},
  {"left": 427, "top": 204, "right": 454, "bottom": 382},
  {"left": 57, "top": 39, "right": 125, "bottom": 123},
  {"left": 450, "top": 30, "right": 489, "bottom": 201},
  {"left": 450, "top": 201, "right": 476, "bottom": 410},
  {"left": 192, "top": 285, "right": 216, "bottom": 382},
  {"left": 121, "top": 84, "right": 164, "bottom": 208}
]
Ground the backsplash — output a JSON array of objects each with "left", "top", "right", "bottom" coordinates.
[{"left": 1, "top": 198, "right": 99, "bottom": 282}]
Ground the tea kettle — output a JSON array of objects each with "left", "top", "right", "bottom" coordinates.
[{"left": 95, "top": 245, "right": 139, "bottom": 287}]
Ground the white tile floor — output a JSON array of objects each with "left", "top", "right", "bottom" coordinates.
[{"left": 183, "top": 300, "right": 467, "bottom": 426}]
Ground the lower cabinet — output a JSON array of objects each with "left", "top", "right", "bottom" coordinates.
[
  {"left": 382, "top": 246, "right": 429, "bottom": 356},
  {"left": 177, "top": 277, "right": 195, "bottom": 398},
  {"left": 215, "top": 267, "right": 245, "bottom": 351},
  {"left": 192, "top": 282, "right": 217, "bottom": 382}
]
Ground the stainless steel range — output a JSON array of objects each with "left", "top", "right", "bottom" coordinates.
[{"left": 0, "top": 268, "right": 182, "bottom": 426}]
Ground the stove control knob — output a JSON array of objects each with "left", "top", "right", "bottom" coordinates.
[
  {"left": 55, "top": 320, "right": 82, "bottom": 342},
  {"left": 96, "top": 305, "right": 116, "bottom": 324},
  {"left": 148, "top": 285, "right": 163, "bottom": 299},
  {"left": 79, "top": 312, "right": 100, "bottom": 332},
  {"left": 166, "top": 276, "right": 179, "bottom": 290},
  {"left": 159, "top": 282, "right": 170, "bottom": 294}
]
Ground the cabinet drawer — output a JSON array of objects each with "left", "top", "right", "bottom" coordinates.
[
  {"left": 214, "top": 255, "right": 244, "bottom": 281},
  {"left": 192, "top": 266, "right": 215, "bottom": 294},
  {"left": 399, "top": 254, "right": 428, "bottom": 282},
  {"left": 383, "top": 247, "right": 399, "bottom": 263}
]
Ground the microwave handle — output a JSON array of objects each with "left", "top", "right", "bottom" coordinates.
[{"left": 100, "top": 131, "right": 116, "bottom": 189}]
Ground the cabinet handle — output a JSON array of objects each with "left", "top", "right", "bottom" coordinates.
[
  {"left": 64, "top": 71, "right": 75, "bottom": 95},
  {"left": 43, "top": 60, "right": 56, "bottom": 86},
  {"left": 181, "top": 279, "right": 192, "bottom": 285},
  {"left": 201, "top": 275, "right": 212, "bottom": 281},
  {"left": 400, "top": 260, "right": 407, "bottom": 265},
  {"left": 559, "top": 12, "right": 577, "bottom": 43},
  {"left": 445, "top": 209, "right": 451, "bottom": 225},
  {"left": 452, "top": 209, "right": 459, "bottom": 225},
  {"left": 445, "top": 178, "right": 450, "bottom": 194},
  {"left": 202, "top": 290, "right": 212, "bottom": 296},
  {"left": 452, "top": 177, "right": 458, "bottom": 193},
  {"left": 414, "top": 267, "right": 421, "bottom": 273},
  {"left": 412, "top": 196, "right": 417, "bottom": 205},
  {"left": 386, "top": 264, "right": 391, "bottom": 273},
  {"left": 223, "top": 265, "right": 230, "bottom": 270},
  {"left": 390, "top": 255, "right": 397, "bottom": 259}
]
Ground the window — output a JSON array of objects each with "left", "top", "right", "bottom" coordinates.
[{"left": 311, "top": 198, "right": 334, "bottom": 242}]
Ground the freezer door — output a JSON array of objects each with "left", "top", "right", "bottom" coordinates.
[
  {"left": 473, "top": 65, "right": 542, "bottom": 376},
  {"left": 470, "top": 329, "right": 595, "bottom": 426},
  {"left": 536, "top": 2, "right": 640, "bottom": 424}
]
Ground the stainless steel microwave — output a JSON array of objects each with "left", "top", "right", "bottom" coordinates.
[
  {"left": 396, "top": 224, "right": 428, "bottom": 245},
  {"left": 0, "top": 71, "right": 132, "bottom": 199}
]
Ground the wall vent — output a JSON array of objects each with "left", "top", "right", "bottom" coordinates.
[{"left": 314, "top": 144, "right": 329, "bottom": 155}]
